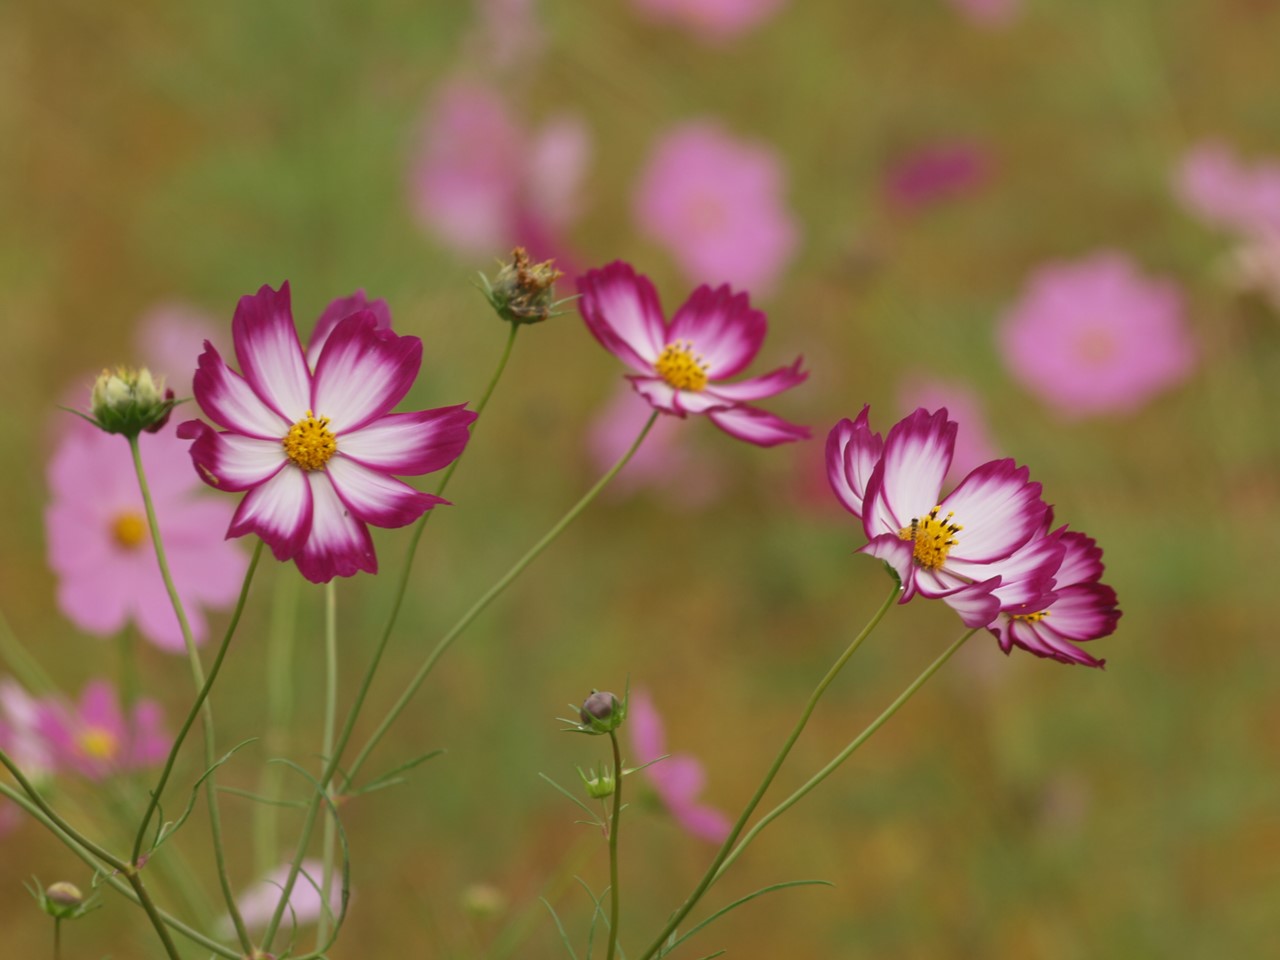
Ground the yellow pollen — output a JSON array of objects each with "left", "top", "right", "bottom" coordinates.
[
  {"left": 898, "top": 506, "right": 963, "bottom": 571},
  {"left": 1012, "top": 610, "right": 1050, "bottom": 623},
  {"left": 78, "top": 727, "right": 119, "bottom": 761},
  {"left": 283, "top": 411, "right": 337, "bottom": 471},
  {"left": 655, "top": 340, "right": 709, "bottom": 392},
  {"left": 112, "top": 512, "right": 148, "bottom": 549}
]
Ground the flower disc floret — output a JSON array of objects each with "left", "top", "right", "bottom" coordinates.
[
  {"left": 655, "top": 340, "right": 709, "bottom": 391},
  {"left": 282, "top": 412, "right": 337, "bottom": 471}
]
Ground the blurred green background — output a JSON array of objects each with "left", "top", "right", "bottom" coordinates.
[{"left": 2, "top": 0, "right": 1278, "bottom": 957}]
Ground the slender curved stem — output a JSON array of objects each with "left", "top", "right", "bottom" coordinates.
[
  {"left": 127, "top": 435, "right": 254, "bottom": 953},
  {"left": 254, "top": 567, "right": 300, "bottom": 874},
  {"left": 606, "top": 730, "right": 624, "bottom": 960},
  {"left": 316, "top": 581, "right": 339, "bottom": 946},
  {"left": 712, "top": 627, "right": 979, "bottom": 883},
  {"left": 636, "top": 582, "right": 900, "bottom": 960}
]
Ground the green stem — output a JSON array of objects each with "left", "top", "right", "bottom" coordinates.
[
  {"left": 712, "top": 627, "right": 979, "bottom": 884},
  {"left": 254, "top": 567, "right": 300, "bottom": 875},
  {"left": 0, "top": 607, "right": 57, "bottom": 692},
  {"left": 342, "top": 409, "right": 662, "bottom": 790},
  {"left": 316, "top": 580, "right": 339, "bottom": 946},
  {"left": 606, "top": 730, "right": 624, "bottom": 960},
  {"left": 53, "top": 917, "right": 61, "bottom": 960},
  {"left": 636, "top": 582, "right": 900, "bottom": 960},
  {"left": 127, "top": 435, "right": 254, "bottom": 954},
  {"left": 125, "top": 873, "right": 183, "bottom": 960},
  {"left": 259, "top": 322, "right": 523, "bottom": 952}
]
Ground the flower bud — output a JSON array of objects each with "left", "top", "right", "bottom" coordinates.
[
  {"left": 40, "top": 881, "right": 86, "bottom": 920},
  {"left": 88, "top": 366, "right": 177, "bottom": 437},
  {"left": 572, "top": 689, "right": 626, "bottom": 735},
  {"left": 478, "top": 247, "right": 568, "bottom": 325},
  {"left": 579, "top": 766, "right": 616, "bottom": 800}
]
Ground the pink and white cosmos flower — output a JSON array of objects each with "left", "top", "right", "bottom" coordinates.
[
  {"left": 578, "top": 261, "right": 809, "bottom": 447},
  {"left": 827, "top": 407, "right": 1058, "bottom": 628},
  {"left": 178, "top": 283, "right": 476, "bottom": 584},
  {"left": 987, "top": 524, "right": 1119, "bottom": 668}
]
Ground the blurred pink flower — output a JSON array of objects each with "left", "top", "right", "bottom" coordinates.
[
  {"left": 628, "top": 689, "right": 730, "bottom": 843},
  {"left": 35, "top": 680, "right": 169, "bottom": 780},
  {"left": 588, "top": 385, "right": 721, "bottom": 506},
  {"left": 136, "top": 303, "right": 223, "bottom": 399},
  {"left": 897, "top": 376, "right": 997, "bottom": 482},
  {"left": 467, "top": 0, "right": 545, "bottom": 69},
  {"left": 409, "top": 81, "right": 590, "bottom": 268},
  {"left": 0, "top": 678, "right": 57, "bottom": 781},
  {"left": 634, "top": 122, "right": 799, "bottom": 295},
  {"left": 946, "top": 0, "right": 1020, "bottom": 27},
  {"left": 229, "top": 859, "right": 341, "bottom": 932},
  {"left": 1174, "top": 141, "right": 1280, "bottom": 240},
  {"left": 630, "top": 0, "right": 787, "bottom": 43},
  {"left": 46, "top": 418, "right": 248, "bottom": 651},
  {"left": 883, "top": 141, "right": 991, "bottom": 212},
  {"left": 998, "top": 253, "right": 1196, "bottom": 418}
]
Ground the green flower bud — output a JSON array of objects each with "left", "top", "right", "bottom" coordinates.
[
  {"left": 88, "top": 366, "right": 176, "bottom": 437},
  {"left": 40, "top": 881, "right": 86, "bottom": 920}
]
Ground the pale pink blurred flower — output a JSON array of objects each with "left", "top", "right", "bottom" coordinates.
[
  {"left": 228, "top": 859, "right": 342, "bottom": 932},
  {"left": 0, "top": 678, "right": 57, "bottom": 782},
  {"left": 1226, "top": 234, "right": 1280, "bottom": 310},
  {"left": 1174, "top": 141, "right": 1280, "bottom": 240},
  {"left": 628, "top": 688, "right": 731, "bottom": 843},
  {"left": 946, "top": 0, "right": 1020, "bottom": 27},
  {"left": 409, "top": 81, "right": 590, "bottom": 267},
  {"left": 998, "top": 252, "right": 1196, "bottom": 418},
  {"left": 883, "top": 141, "right": 992, "bottom": 212},
  {"left": 45, "top": 419, "right": 247, "bottom": 651},
  {"left": 897, "top": 376, "right": 997, "bottom": 482},
  {"left": 630, "top": 0, "right": 787, "bottom": 43},
  {"left": 467, "top": 0, "right": 546, "bottom": 69},
  {"left": 35, "top": 680, "right": 169, "bottom": 780},
  {"left": 588, "top": 385, "right": 721, "bottom": 506},
  {"left": 634, "top": 122, "right": 799, "bottom": 295},
  {"left": 136, "top": 303, "right": 223, "bottom": 399}
]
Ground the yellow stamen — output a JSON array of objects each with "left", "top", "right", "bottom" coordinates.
[
  {"left": 898, "top": 506, "right": 963, "bottom": 570},
  {"left": 1011, "top": 610, "right": 1050, "bottom": 623},
  {"left": 654, "top": 340, "right": 709, "bottom": 392},
  {"left": 112, "top": 512, "right": 148, "bottom": 549},
  {"left": 78, "top": 727, "right": 119, "bottom": 761},
  {"left": 283, "top": 411, "right": 337, "bottom": 471}
]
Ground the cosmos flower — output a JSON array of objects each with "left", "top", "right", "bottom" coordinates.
[
  {"left": 896, "top": 375, "right": 997, "bottom": 483},
  {"left": 578, "top": 261, "right": 809, "bottom": 447},
  {"left": 997, "top": 252, "right": 1196, "bottom": 419},
  {"left": 0, "top": 678, "right": 57, "bottom": 781},
  {"left": 178, "top": 283, "right": 476, "bottom": 584},
  {"left": 827, "top": 407, "right": 1059, "bottom": 627},
  {"left": 629, "top": 0, "right": 788, "bottom": 43},
  {"left": 633, "top": 122, "right": 798, "bottom": 295},
  {"left": 628, "top": 688, "right": 731, "bottom": 843},
  {"left": 35, "top": 680, "right": 169, "bottom": 780},
  {"left": 227, "top": 859, "right": 342, "bottom": 932},
  {"left": 1174, "top": 141, "right": 1280, "bottom": 240}
]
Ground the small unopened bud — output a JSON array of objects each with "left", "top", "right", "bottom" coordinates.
[
  {"left": 478, "top": 247, "right": 568, "bottom": 325},
  {"left": 579, "top": 766, "right": 616, "bottom": 800},
  {"left": 41, "top": 881, "right": 85, "bottom": 920},
  {"left": 88, "top": 366, "right": 176, "bottom": 437},
  {"left": 581, "top": 690, "right": 618, "bottom": 723}
]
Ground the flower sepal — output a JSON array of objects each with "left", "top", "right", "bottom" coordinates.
[
  {"left": 30, "top": 879, "right": 99, "bottom": 922},
  {"left": 578, "top": 764, "right": 617, "bottom": 799},
  {"left": 81, "top": 366, "right": 179, "bottom": 437}
]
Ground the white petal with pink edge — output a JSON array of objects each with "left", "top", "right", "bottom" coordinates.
[
  {"left": 629, "top": 377, "right": 684, "bottom": 415},
  {"left": 706, "top": 404, "right": 809, "bottom": 447},
  {"left": 306, "top": 291, "right": 391, "bottom": 369},
  {"left": 869, "top": 408, "right": 955, "bottom": 536},
  {"left": 958, "top": 530, "right": 1064, "bottom": 609},
  {"left": 312, "top": 315, "right": 423, "bottom": 433},
  {"left": 666, "top": 284, "right": 765, "bottom": 379},
  {"left": 673, "top": 390, "right": 735, "bottom": 415},
  {"left": 227, "top": 465, "right": 313, "bottom": 561},
  {"left": 1055, "top": 531, "right": 1105, "bottom": 586},
  {"left": 941, "top": 460, "right": 1045, "bottom": 563},
  {"left": 826, "top": 407, "right": 883, "bottom": 519},
  {"left": 232, "top": 283, "right": 312, "bottom": 423},
  {"left": 578, "top": 263, "right": 667, "bottom": 371},
  {"left": 701, "top": 359, "right": 806, "bottom": 402},
  {"left": 1036, "top": 583, "right": 1120, "bottom": 641},
  {"left": 337, "top": 406, "right": 475, "bottom": 476},
  {"left": 293, "top": 474, "right": 377, "bottom": 583},
  {"left": 1006, "top": 618, "right": 1106, "bottom": 667},
  {"left": 859, "top": 534, "right": 919, "bottom": 601},
  {"left": 182, "top": 422, "right": 287, "bottom": 492},
  {"left": 192, "top": 344, "right": 289, "bottom": 439},
  {"left": 326, "top": 456, "right": 447, "bottom": 529}
]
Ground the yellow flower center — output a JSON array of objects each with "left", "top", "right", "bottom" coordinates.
[
  {"left": 1011, "top": 610, "right": 1050, "bottom": 623},
  {"left": 898, "top": 506, "right": 963, "bottom": 571},
  {"left": 282, "top": 411, "right": 337, "bottom": 471},
  {"left": 112, "top": 512, "right": 148, "bottom": 549},
  {"left": 654, "top": 340, "right": 709, "bottom": 392},
  {"left": 78, "top": 727, "right": 119, "bottom": 761}
]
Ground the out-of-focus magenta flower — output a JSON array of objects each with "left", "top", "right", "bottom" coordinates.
[
  {"left": 1174, "top": 141, "right": 1280, "bottom": 240},
  {"left": 998, "top": 253, "right": 1196, "bottom": 419},
  {"left": 35, "top": 680, "right": 169, "bottom": 780},
  {"left": 827, "top": 407, "right": 1060, "bottom": 627},
  {"left": 987, "top": 524, "right": 1119, "bottom": 668},
  {"left": 628, "top": 688, "right": 731, "bottom": 843},
  {"left": 630, "top": 0, "right": 787, "bottom": 43},
  {"left": 897, "top": 376, "right": 997, "bottom": 482},
  {"left": 409, "top": 82, "right": 590, "bottom": 268},
  {"left": 634, "top": 122, "right": 798, "bottom": 295},
  {"left": 883, "top": 141, "right": 992, "bottom": 212},
  {"left": 227, "top": 859, "right": 341, "bottom": 932},
  {"left": 588, "top": 385, "right": 722, "bottom": 506},
  {"left": 46, "top": 418, "right": 247, "bottom": 651},
  {"left": 946, "top": 0, "right": 1020, "bottom": 27},
  {"left": 578, "top": 261, "right": 809, "bottom": 447},
  {"left": 178, "top": 283, "right": 476, "bottom": 584}
]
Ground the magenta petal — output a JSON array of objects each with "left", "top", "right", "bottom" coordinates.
[
  {"left": 312, "top": 314, "right": 423, "bottom": 433},
  {"left": 963, "top": 529, "right": 1065, "bottom": 610},
  {"left": 939, "top": 578, "right": 1003, "bottom": 628},
  {"left": 1037, "top": 583, "right": 1121, "bottom": 643},
  {"left": 578, "top": 262, "right": 668, "bottom": 372},
  {"left": 293, "top": 474, "right": 377, "bottom": 583},
  {"left": 942, "top": 459, "right": 1046, "bottom": 563},
  {"left": 228, "top": 466, "right": 314, "bottom": 560},
  {"left": 326, "top": 456, "right": 448, "bottom": 529},
  {"left": 182, "top": 420, "right": 288, "bottom": 492},
  {"left": 1007, "top": 617, "right": 1107, "bottom": 668},
  {"left": 672, "top": 802, "right": 732, "bottom": 844},
  {"left": 232, "top": 283, "right": 313, "bottom": 423},
  {"left": 1056, "top": 531, "right": 1105, "bottom": 586},
  {"left": 666, "top": 283, "right": 766, "bottom": 379},
  {"left": 192, "top": 342, "right": 289, "bottom": 440},
  {"left": 825, "top": 407, "right": 883, "bottom": 520},
  {"left": 702, "top": 358, "right": 806, "bottom": 402},
  {"left": 337, "top": 405, "right": 476, "bottom": 476},
  {"left": 307, "top": 290, "right": 392, "bottom": 368},
  {"left": 706, "top": 404, "right": 809, "bottom": 446}
]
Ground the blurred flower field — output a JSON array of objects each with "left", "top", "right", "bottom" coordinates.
[{"left": 1, "top": 0, "right": 1278, "bottom": 957}]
